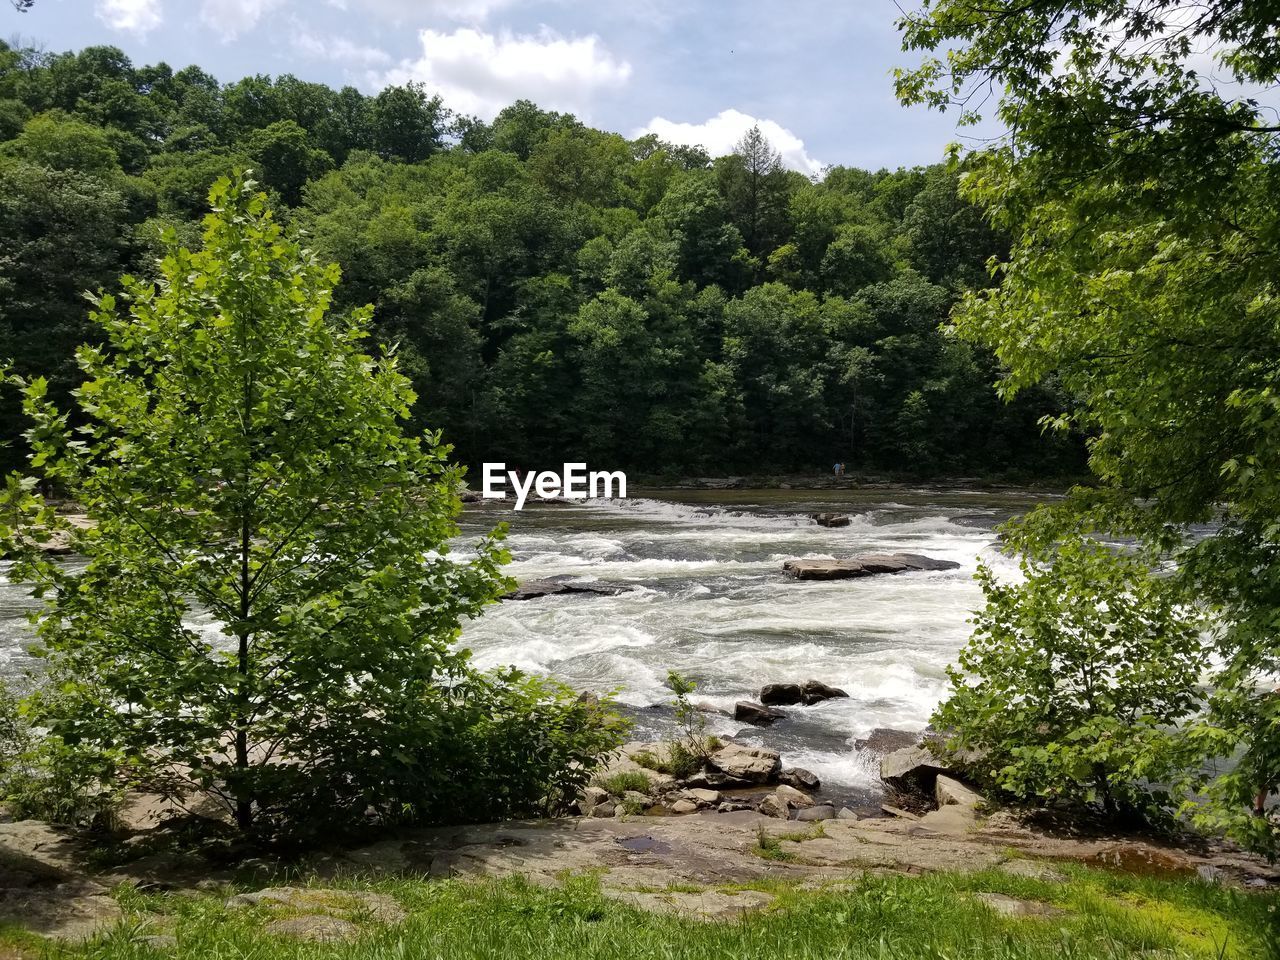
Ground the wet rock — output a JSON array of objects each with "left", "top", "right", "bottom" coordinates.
[
  {"left": 782, "top": 553, "right": 961, "bottom": 581},
  {"left": 811, "top": 513, "right": 851, "bottom": 528},
  {"left": 708, "top": 744, "right": 781, "bottom": 784},
  {"left": 503, "top": 579, "right": 622, "bottom": 601},
  {"left": 801, "top": 680, "right": 849, "bottom": 705},
  {"left": 854, "top": 728, "right": 922, "bottom": 754},
  {"left": 758, "top": 794, "right": 790, "bottom": 819},
  {"left": 880, "top": 745, "right": 952, "bottom": 792},
  {"left": 778, "top": 768, "right": 821, "bottom": 792},
  {"left": 774, "top": 785, "right": 815, "bottom": 809},
  {"left": 759, "top": 683, "right": 803, "bottom": 706},
  {"left": 796, "top": 805, "right": 835, "bottom": 822},
  {"left": 935, "top": 775, "right": 984, "bottom": 809},
  {"left": 734, "top": 701, "right": 784, "bottom": 726},
  {"left": 717, "top": 801, "right": 753, "bottom": 813}
]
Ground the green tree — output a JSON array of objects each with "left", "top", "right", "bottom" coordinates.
[
  {"left": 897, "top": 0, "right": 1280, "bottom": 848},
  {"left": 0, "top": 175, "right": 622, "bottom": 836},
  {"left": 936, "top": 539, "right": 1206, "bottom": 817}
]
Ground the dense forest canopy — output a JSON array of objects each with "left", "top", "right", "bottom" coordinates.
[{"left": 0, "top": 40, "right": 1079, "bottom": 478}]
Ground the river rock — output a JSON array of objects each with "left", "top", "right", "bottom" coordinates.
[
  {"left": 796, "top": 805, "right": 835, "bottom": 822},
  {"left": 759, "top": 683, "right": 803, "bottom": 706},
  {"left": 670, "top": 799, "right": 698, "bottom": 814},
  {"left": 773, "top": 785, "right": 815, "bottom": 809},
  {"left": 684, "top": 770, "right": 754, "bottom": 791},
  {"left": 758, "top": 794, "right": 790, "bottom": 819},
  {"left": 503, "top": 579, "right": 621, "bottom": 601},
  {"left": 708, "top": 744, "right": 781, "bottom": 784},
  {"left": 782, "top": 553, "right": 961, "bottom": 580},
  {"left": 681, "top": 788, "right": 721, "bottom": 806},
  {"left": 854, "top": 728, "right": 922, "bottom": 754},
  {"left": 936, "top": 775, "right": 985, "bottom": 809},
  {"left": 880, "top": 745, "right": 953, "bottom": 792},
  {"left": 734, "top": 701, "right": 784, "bottom": 726},
  {"left": 800, "top": 680, "right": 848, "bottom": 705},
  {"left": 778, "top": 768, "right": 821, "bottom": 791},
  {"left": 836, "top": 807, "right": 860, "bottom": 821},
  {"left": 811, "top": 513, "right": 851, "bottom": 528}
]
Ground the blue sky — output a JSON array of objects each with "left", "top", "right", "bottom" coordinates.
[{"left": 5, "top": 0, "right": 983, "bottom": 172}]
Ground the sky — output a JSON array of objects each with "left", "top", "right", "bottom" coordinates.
[{"left": 3, "top": 0, "right": 987, "bottom": 173}]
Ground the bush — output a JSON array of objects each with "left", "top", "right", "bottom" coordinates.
[
  {"left": 0, "top": 177, "right": 626, "bottom": 839},
  {"left": 935, "top": 537, "right": 1206, "bottom": 818}
]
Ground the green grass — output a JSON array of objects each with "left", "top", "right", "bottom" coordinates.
[
  {"left": 6, "top": 864, "right": 1276, "bottom": 959},
  {"left": 595, "top": 771, "right": 652, "bottom": 795}
]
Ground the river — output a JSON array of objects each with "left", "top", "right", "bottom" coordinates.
[
  {"left": 456, "top": 486, "right": 1049, "bottom": 802},
  {"left": 0, "top": 486, "right": 1048, "bottom": 803}
]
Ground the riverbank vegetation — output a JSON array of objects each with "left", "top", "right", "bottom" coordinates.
[
  {"left": 1, "top": 866, "right": 1275, "bottom": 960},
  {"left": 0, "top": 176, "right": 627, "bottom": 841},
  {"left": 0, "top": 38, "right": 1081, "bottom": 479},
  {"left": 901, "top": 0, "right": 1280, "bottom": 856}
]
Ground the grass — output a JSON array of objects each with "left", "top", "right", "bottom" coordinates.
[
  {"left": 595, "top": 771, "right": 652, "bottom": 796},
  {"left": 754, "top": 822, "right": 827, "bottom": 862},
  {"left": 4, "top": 864, "right": 1276, "bottom": 959}
]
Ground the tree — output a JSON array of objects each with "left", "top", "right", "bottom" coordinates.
[
  {"left": 0, "top": 175, "right": 623, "bottom": 836},
  {"left": 935, "top": 538, "right": 1206, "bottom": 817},
  {"left": 369, "top": 83, "right": 446, "bottom": 163},
  {"left": 716, "top": 125, "right": 793, "bottom": 264},
  {"left": 897, "top": 0, "right": 1280, "bottom": 848}
]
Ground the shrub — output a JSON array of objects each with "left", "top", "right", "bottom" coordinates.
[
  {"left": 935, "top": 537, "right": 1206, "bottom": 818},
  {"left": 0, "top": 176, "right": 626, "bottom": 839}
]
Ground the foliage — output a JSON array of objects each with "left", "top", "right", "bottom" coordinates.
[
  {"left": 935, "top": 538, "right": 1207, "bottom": 817},
  {"left": 23, "top": 867, "right": 1279, "bottom": 960},
  {"left": 663, "top": 670, "right": 714, "bottom": 779},
  {"left": 895, "top": 0, "right": 1280, "bottom": 851},
  {"left": 595, "top": 770, "right": 651, "bottom": 796},
  {"left": 0, "top": 175, "right": 623, "bottom": 838},
  {"left": 0, "top": 39, "right": 1082, "bottom": 478}
]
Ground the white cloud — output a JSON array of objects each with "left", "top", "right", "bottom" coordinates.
[
  {"left": 639, "top": 109, "right": 824, "bottom": 175},
  {"left": 95, "top": 0, "right": 163, "bottom": 35},
  {"left": 199, "top": 0, "right": 285, "bottom": 40},
  {"left": 356, "top": 0, "right": 521, "bottom": 23},
  {"left": 375, "top": 27, "right": 631, "bottom": 120},
  {"left": 293, "top": 31, "right": 393, "bottom": 67}
]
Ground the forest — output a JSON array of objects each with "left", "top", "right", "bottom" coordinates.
[{"left": 0, "top": 40, "right": 1080, "bottom": 478}]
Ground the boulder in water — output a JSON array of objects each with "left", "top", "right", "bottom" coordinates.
[
  {"left": 778, "top": 768, "right": 821, "bottom": 792},
  {"left": 759, "top": 683, "right": 803, "bottom": 706},
  {"left": 854, "top": 728, "right": 922, "bottom": 754},
  {"left": 811, "top": 513, "right": 851, "bottom": 528},
  {"left": 782, "top": 553, "right": 960, "bottom": 580},
  {"left": 734, "top": 701, "right": 784, "bottom": 726},
  {"left": 502, "top": 579, "right": 621, "bottom": 602},
  {"left": 800, "top": 680, "right": 848, "bottom": 705}
]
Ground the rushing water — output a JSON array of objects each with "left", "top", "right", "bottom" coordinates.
[
  {"left": 455, "top": 487, "right": 1049, "bottom": 799},
  {"left": 0, "top": 486, "right": 1049, "bottom": 801}
]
